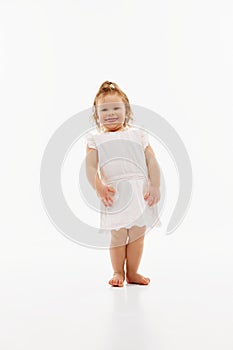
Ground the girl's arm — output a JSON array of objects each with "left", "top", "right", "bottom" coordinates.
[
  {"left": 144, "top": 144, "right": 161, "bottom": 205},
  {"left": 86, "top": 146, "right": 116, "bottom": 207},
  {"left": 86, "top": 146, "right": 103, "bottom": 191},
  {"left": 145, "top": 144, "right": 160, "bottom": 188}
]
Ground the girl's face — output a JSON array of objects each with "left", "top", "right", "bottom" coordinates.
[{"left": 96, "top": 94, "right": 126, "bottom": 132}]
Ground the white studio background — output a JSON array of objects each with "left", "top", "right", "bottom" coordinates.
[{"left": 0, "top": 1, "right": 232, "bottom": 350}]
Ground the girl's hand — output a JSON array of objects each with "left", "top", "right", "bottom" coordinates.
[
  {"left": 96, "top": 184, "right": 116, "bottom": 207},
  {"left": 144, "top": 185, "right": 160, "bottom": 207}
]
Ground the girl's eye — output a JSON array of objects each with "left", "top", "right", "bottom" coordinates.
[
  {"left": 101, "top": 109, "right": 107, "bottom": 112},
  {"left": 114, "top": 107, "right": 120, "bottom": 110}
]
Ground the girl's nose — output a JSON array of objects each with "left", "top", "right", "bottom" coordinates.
[{"left": 108, "top": 110, "right": 115, "bottom": 116}]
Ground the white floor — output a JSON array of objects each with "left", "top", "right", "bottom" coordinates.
[{"left": 1, "top": 227, "right": 232, "bottom": 350}]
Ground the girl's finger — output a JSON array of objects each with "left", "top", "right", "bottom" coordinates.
[
  {"left": 108, "top": 186, "right": 116, "bottom": 192},
  {"left": 144, "top": 192, "right": 149, "bottom": 199},
  {"left": 104, "top": 197, "right": 113, "bottom": 206},
  {"left": 109, "top": 191, "right": 115, "bottom": 197},
  {"left": 102, "top": 199, "right": 108, "bottom": 206},
  {"left": 148, "top": 195, "right": 154, "bottom": 206}
]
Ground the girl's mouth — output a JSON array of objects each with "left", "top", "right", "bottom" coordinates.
[{"left": 105, "top": 118, "right": 118, "bottom": 123}]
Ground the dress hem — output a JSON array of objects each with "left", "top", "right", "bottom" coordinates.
[{"left": 98, "top": 218, "right": 162, "bottom": 234}]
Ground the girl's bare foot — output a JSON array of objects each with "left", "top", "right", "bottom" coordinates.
[
  {"left": 109, "top": 272, "right": 125, "bottom": 287},
  {"left": 126, "top": 273, "right": 150, "bottom": 285}
]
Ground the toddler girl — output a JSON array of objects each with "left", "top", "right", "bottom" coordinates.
[{"left": 86, "top": 81, "right": 161, "bottom": 287}]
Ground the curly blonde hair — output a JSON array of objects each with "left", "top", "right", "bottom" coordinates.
[{"left": 90, "top": 81, "right": 134, "bottom": 132}]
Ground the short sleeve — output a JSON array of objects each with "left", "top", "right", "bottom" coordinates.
[
  {"left": 86, "top": 132, "right": 97, "bottom": 149},
  {"left": 141, "top": 129, "right": 149, "bottom": 150}
]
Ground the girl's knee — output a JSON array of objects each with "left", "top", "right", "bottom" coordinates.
[
  {"left": 128, "top": 225, "right": 146, "bottom": 244},
  {"left": 110, "top": 227, "right": 128, "bottom": 247}
]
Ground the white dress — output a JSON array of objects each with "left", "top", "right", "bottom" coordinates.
[{"left": 86, "top": 125, "right": 162, "bottom": 234}]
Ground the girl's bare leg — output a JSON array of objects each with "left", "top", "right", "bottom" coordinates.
[
  {"left": 126, "top": 225, "right": 150, "bottom": 285},
  {"left": 109, "top": 228, "right": 128, "bottom": 287}
]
